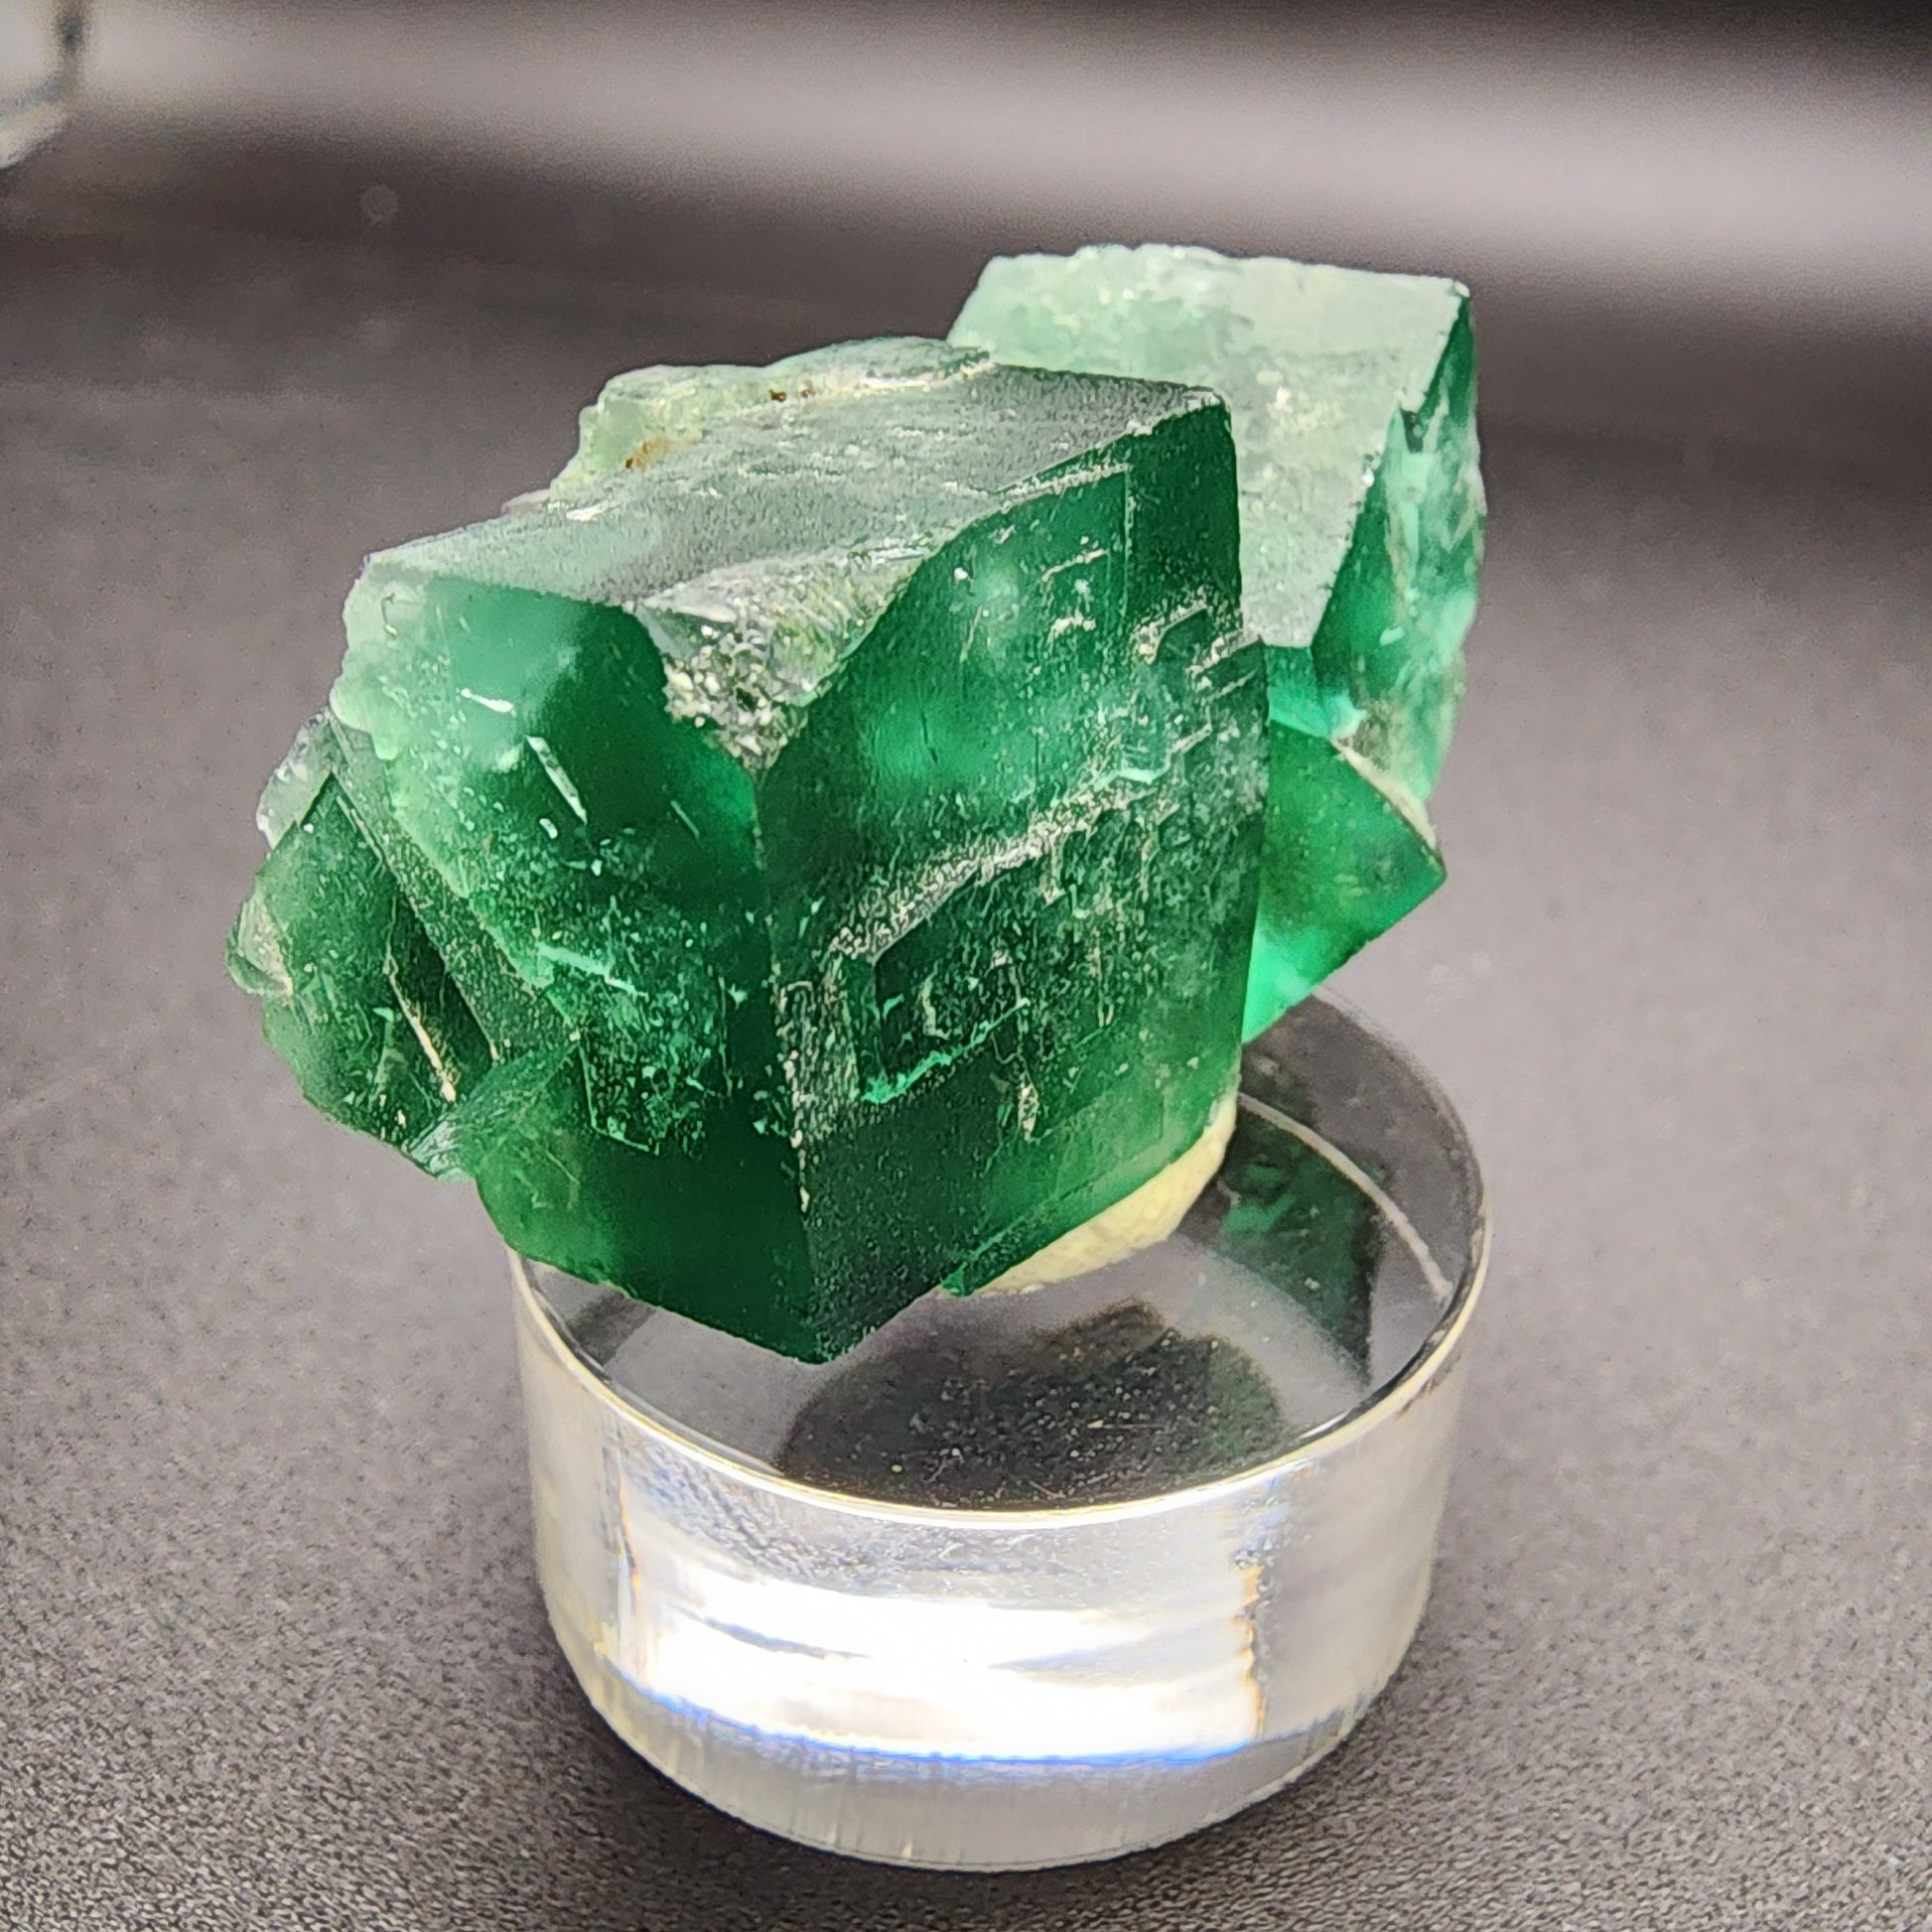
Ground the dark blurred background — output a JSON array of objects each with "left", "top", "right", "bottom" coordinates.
[
  {"left": 12, "top": 0, "right": 1932, "bottom": 466},
  {"left": 4, "top": 5, "right": 1930, "bottom": 1929}
]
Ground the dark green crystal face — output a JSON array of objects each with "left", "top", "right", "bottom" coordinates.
[
  {"left": 950, "top": 245, "right": 1483, "bottom": 1036},
  {"left": 232, "top": 342, "right": 1267, "bottom": 1358}
]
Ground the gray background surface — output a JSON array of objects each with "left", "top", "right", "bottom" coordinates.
[{"left": 4, "top": 69, "right": 1931, "bottom": 1931}]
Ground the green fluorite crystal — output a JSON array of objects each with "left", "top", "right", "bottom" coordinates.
[
  {"left": 233, "top": 340, "right": 1267, "bottom": 1358},
  {"left": 950, "top": 244, "right": 1482, "bottom": 1035},
  {"left": 231, "top": 253, "right": 1483, "bottom": 1362}
]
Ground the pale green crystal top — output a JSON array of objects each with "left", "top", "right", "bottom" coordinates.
[
  {"left": 958, "top": 248, "right": 1463, "bottom": 653},
  {"left": 953, "top": 243, "right": 1481, "bottom": 804},
  {"left": 952, "top": 244, "right": 1483, "bottom": 1034}
]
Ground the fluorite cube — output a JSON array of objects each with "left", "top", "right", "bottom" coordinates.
[
  {"left": 951, "top": 245, "right": 1482, "bottom": 1035},
  {"left": 232, "top": 341, "right": 1267, "bottom": 1358}
]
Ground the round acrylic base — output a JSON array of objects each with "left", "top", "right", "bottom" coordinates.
[{"left": 511, "top": 997, "right": 1487, "bottom": 1869}]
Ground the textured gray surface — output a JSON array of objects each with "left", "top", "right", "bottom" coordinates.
[{"left": 4, "top": 196, "right": 1931, "bottom": 1930}]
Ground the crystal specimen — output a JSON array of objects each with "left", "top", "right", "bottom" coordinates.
[
  {"left": 950, "top": 245, "right": 1482, "bottom": 1035},
  {"left": 231, "top": 340, "right": 1268, "bottom": 1359}
]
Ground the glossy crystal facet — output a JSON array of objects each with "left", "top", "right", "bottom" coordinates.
[{"left": 951, "top": 244, "right": 1483, "bottom": 1034}]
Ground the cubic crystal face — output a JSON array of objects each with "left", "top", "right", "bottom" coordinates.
[
  {"left": 950, "top": 244, "right": 1482, "bottom": 1035},
  {"left": 232, "top": 342, "right": 1267, "bottom": 1358}
]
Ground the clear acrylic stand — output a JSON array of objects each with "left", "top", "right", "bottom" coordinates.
[{"left": 513, "top": 996, "right": 1487, "bottom": 1868}]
